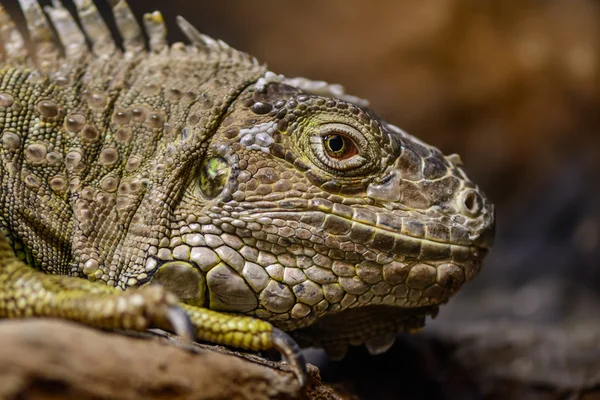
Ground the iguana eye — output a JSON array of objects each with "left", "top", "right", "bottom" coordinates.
[
  {"left": 323, "top": 134, "right": 358, "bottom": 160},
  {"left": 309, "top": 123, "right": 368, "bottom": 172}
]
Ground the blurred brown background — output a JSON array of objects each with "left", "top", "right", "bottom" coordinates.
[
  {"left": 3, "top": 1, "right": 600, "bottom": 397},
  {"left": 6, "top": 0, "right": 597, "bottom": 324}
]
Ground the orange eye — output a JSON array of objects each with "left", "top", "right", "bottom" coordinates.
[{"left": 323, "top": 134, "right": 358, "bottom": 159}]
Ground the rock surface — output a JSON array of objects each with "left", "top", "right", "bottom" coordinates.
[{"left": 0, "top": 319, "right": 599, "bottom": 399}]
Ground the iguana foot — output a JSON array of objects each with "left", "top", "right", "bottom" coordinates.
[
  {"left": 181, "top": 304, "right": 307, "bottom": 386},
  {"left": 0, "top": 265, "right": 191, "bottom": 342}
]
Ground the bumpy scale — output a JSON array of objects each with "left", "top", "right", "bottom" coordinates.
[{"left": 0, "top": 0, "right": 495, "bottom": 385}]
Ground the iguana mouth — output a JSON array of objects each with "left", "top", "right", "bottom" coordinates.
[
  {"left": 240, "top": 185, "right": 494, "bottom": 249},
  {"left": 250, "top": 210, "right": 490, "bottom": 260}
]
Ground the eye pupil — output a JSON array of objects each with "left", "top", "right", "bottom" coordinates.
[
  {"left": 323, "top": 133, "right": 359, "bottom": 160},
  {"left": 327, "top": 135, "right": 345, "bottom": 152}
]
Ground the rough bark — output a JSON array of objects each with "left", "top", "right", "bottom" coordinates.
[{"left": 0, "top": 320, "right": 336, "bottom": 400}]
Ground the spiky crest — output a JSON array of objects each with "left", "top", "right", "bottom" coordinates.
[
  {"left": 0, "top": 0, "right": 260, "bottom": 68},
  {"left": 0, "top": 0, "right": 367, "bottom": 106}
]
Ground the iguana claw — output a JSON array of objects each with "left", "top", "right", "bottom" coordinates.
[
  {"left": 165, "top": 305, "right": 195, "bottom": 344},
  {"left": 272, "top": 327, "right": 307, "bottom": 387}
]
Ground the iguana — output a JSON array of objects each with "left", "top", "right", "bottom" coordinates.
[{"left": 0, "top": 0, "right": 495, "bottom": 385}]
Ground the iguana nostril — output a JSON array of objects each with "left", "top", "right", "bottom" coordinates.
[{"left": 461, "top": 189, "right": 483, "bottom": 217}]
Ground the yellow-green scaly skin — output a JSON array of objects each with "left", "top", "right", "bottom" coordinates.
[{"left": 0, "top": 0, "right": 494, "bottom": 377}]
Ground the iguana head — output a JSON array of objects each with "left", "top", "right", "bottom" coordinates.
[{"left": 148, "top": 71, "right": 494, "bottom": 354}]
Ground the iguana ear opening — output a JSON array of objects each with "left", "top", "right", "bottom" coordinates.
[{"left": 198, "top": 157, "right": 231, "bottom": 200}]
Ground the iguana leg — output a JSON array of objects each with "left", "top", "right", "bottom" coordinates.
[
  {"left": 182, "top": 304, "right": 307, "bottom": 385},
  {"left": 0, "top": 232, "right": 193, "bottom": 338},
  {"left": 0, "top": 233, "right": 306, "bottom": 384}
]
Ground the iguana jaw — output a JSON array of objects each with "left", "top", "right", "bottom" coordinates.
[{"left": 141, "top": 223, "right": 487, "bottom": 326}]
